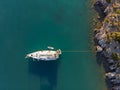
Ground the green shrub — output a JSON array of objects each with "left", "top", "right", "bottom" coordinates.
[
  {"left": 107, "top": 33, "right": 112, "bottom": 43},
  {"left": 113, "top": 32, "right": 120, "bottom": 42},
  {"left": 106, "top": 0, "right": 111, "bottom": 3},
  {"left": 111, "top": 53, "right": 120, "bottom": 60},
  {"left": 117, "top": 10, "right": 120, "bottom": 14},
  {"left": 107, "top": 32, "right": 120, "bottom": 43}
]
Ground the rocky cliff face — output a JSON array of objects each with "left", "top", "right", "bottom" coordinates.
[{"left": 94, "top": 0, "right": 120, "bottom": 89}]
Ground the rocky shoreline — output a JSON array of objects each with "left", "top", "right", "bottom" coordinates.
[{"left": 93, "top": 0, "right": 120, "bottom": 90}]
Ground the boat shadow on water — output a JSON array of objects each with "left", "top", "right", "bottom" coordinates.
[{"left": 28, "top": 59, "right": 60, "bottom": 90}]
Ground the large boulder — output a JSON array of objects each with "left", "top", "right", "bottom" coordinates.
[{"left": 96, "top": 45, "right": 103, "bottom": 52}]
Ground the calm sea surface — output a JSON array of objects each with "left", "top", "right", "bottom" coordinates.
[{"left": 0, "top": 0, "right": 107, "bottom": 90}]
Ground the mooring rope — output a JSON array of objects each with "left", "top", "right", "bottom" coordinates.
[{"left": 62, "top": 50, "right": 92, "bottom": 53}]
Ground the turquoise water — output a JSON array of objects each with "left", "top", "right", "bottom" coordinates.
[{"left": 0, "top": 0, "right": 107, "bottom": 90}]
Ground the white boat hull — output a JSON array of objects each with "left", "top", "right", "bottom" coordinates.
[{"left": 26, "top": 49, "right": 61, "bottom": 61}]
